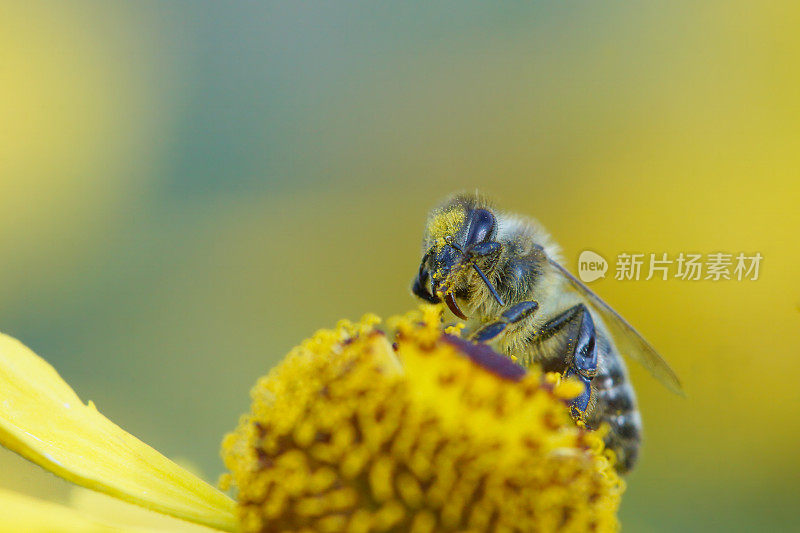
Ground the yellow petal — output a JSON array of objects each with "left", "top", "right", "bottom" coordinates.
[
  {"left": 0, "top": 487, "right": 121, "bottom": 533},
  {"left": 70, "top": 486, "right": 220, "bottom": 532},
  {"left": 0, "top": 333, "right": 238, "bottom": 532}
]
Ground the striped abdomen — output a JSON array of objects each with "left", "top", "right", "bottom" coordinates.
[{"left": 586, "top": 330, "right": 642, "bottom": 473}]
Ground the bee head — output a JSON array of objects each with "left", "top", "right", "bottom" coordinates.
[{"left": 412, "top": 195, "right": 503, "bottom": 319}]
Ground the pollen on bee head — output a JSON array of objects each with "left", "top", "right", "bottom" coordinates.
[{"left": 425, "top": 206, "right": 466, "bottom": 243}]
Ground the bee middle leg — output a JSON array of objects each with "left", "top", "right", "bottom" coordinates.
[
  {"left": 469, "top": 301, "right": 539, "bottom": 343},
  {"left": 534, "top": 304, "right": 598, "bottom": 420}
]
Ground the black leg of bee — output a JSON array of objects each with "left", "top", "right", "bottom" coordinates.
[
  {"left": 470, "top": 301, "right": 539, "bottom": 343},
  {"left": 411, "top": 261, "right": 439, "bottom": 303},
  {"left": 535, "top": 304, "right": 598, "bottom": 419}
]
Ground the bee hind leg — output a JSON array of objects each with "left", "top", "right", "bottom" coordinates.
[
  {"left": 469, "top": 301, "right": 539, "bottom": 343},
  {"left": 536, "top": 304, "right": 599, "bottom": 421}
]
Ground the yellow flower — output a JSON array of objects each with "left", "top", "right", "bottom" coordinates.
[
  {"left": 222, "top": 306, "right": 622, "bottom": 532},
  {"left": 0, "top": 305, "right": 623, "bottom": 532}
]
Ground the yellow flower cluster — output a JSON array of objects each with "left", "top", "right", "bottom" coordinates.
[{"left": 222, "top": 306, "right": 623, "bottom": 532}]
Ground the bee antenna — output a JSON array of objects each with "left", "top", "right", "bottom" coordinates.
[
  {"left": 447, "top": 239, "right": 464, "bottom": 254},
  {"left": 445, "top": 239, "right": 504, "bottom": 306},
  {"left": 471, "top": 263, "right": 505, "bottom": 306}
]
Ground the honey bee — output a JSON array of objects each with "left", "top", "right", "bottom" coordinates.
[{"left": 412, "top": 192, "right": 683, "bottom": 472}]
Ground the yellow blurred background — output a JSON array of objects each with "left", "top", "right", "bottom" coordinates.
[{"left": 1, "top": 2, "right": 798, "bottom": 530}]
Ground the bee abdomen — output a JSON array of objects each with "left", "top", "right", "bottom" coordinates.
[
  {"left": 601, "top": 398, "right": 642, "bottom": 472},
  {"left": 601, "top": 383, "right": 635, "bottom": 413},
  {"left": 590, "top": 348, "right": 642, "bottom": 473}
]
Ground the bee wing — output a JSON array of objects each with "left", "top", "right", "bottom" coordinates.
[{"left": 549, "top": 259, "right": 685, "bottom": 396}]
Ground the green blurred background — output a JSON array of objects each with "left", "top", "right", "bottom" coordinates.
[{"left": 1, "top": 2, "right": 798, "bottom": 531}]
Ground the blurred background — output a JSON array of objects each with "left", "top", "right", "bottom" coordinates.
[{"left": 1, "top": 1, "right": 798, "bottom": 531}]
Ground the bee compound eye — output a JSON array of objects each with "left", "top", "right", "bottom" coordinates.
[{"left": 465, "top": 208, "right": 496, "bottom": 245}]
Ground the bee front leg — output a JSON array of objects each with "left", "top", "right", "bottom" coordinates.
[
  {"left": 535, "top": 304, "right": 598, "bottom": 421},
  {"left": 469, "top": 301, "right": 539, "bottom": 343}
]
